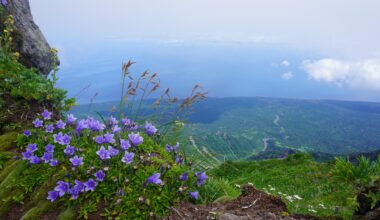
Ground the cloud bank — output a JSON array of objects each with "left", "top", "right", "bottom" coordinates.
[
  {"left": 302, "top": 58, "right": 380, "bottom": 90},
  {"left": 30, "top": 0, "right": 380, "bottom": 57}
]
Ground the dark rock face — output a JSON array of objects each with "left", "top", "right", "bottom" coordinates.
[{"left": 3, "top": 0, "right": 56, "bottom": 75}]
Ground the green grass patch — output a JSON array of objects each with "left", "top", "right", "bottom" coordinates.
[
  {"left": 209, "top": 153, "right": 356, "bottom": 219},
  {"left": 200, "top": 177, "right": 240, "bottom": 203}
]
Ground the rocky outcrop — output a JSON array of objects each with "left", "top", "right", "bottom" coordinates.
[
  {"left": 166, "top": 185, "right": 326, "bottom": 220},
  {"left": 359, "top": 207, "right": 380, "bottom": 220},
  {"left": 2, "top": 0, "right": 57, "bottom": 75}
]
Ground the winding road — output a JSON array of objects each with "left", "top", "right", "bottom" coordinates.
[
  {"left": 273, "top": 114, "right": 280, "bottom": 126},
  {"left": 262, "top": 138, "right": 270, "bottom": 151}
]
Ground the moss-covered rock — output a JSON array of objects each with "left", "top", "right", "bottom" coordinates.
[
  {"left": 58, "top": 207, "right": 75, "bottom": 220},
  {"left": 214, "top": 195, "right": 236, "bottom": 203},
  {"left": 0, "top": 189, "right": 23, "bottom": 218},
  {"left": 0, "top": 132, "right": 18, "bottom": 151},
  {"left": 21, "top": 201, "right": 53, "bottom": 220},
  {"left": 0, "top": 160, "right": 20, "bottom": 181},
  {"left": 0, "top": 151, "right": 16, "bottom": 170},
  {"left": 0, "top": 162, "right": 26, "bottom": 198}
]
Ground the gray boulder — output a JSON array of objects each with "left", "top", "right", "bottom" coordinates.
[{"left": 2, "top": 0, "right": 57, "bottom": 75}]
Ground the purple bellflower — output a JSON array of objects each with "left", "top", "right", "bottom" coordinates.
[
  {"left": 196, "top": 172, "right": 208, "bottom": 186},
  {"left": 108, "top": 116, "right": 118, "bottom": 126},
  {"left": 53, "top": 132, "right": 63, "bottom": 143},
  {"left": 41, "top": 109, "right": 52, "bottom": 120},
  {"left": 74, "top": 180, "right": 85, "bottom": 192},
  {"left": 122, "top": 118, "right": 139, "bottom": 130},
  {"left": 54, "top": 181, "right": 70, "bottom": 197},
  {"left": 121, "top": 152, "right": 134, "bottom": 164},
  {"left": 144, "top": 122, "right": 157, "bottom": 136},
  {"left": 56, "top": 120, "right": 66, "bottom": 129},
  {"left": 165, "top": 143, "right": 179, "bottom": 152},
  {"left": 94, "top": 170, "right": 106, "bottom": 182},
  {"left": 94, "top": 135, "right": 105, "bottom": 144},
  {"left": 41, "top": 152, "right": 54, "bottom": 163},
  {"left": 96, "top": 146, "right": 110, "bottom": 160},
  {"left": 87, "top": 117, "right": 105, "bottom": 131},
  {"left": 84, "top": 178, "right": 97, "bottom": 191},
  {"left": 23, "top": 130, "right": 31, "bottom": 137},
  {"left": 66, "top": 114, "right": 77, "bottom": 124},
  {"left": 70, "top": 155, "right": 84, "bottom": 167},
  {"left": 189, "top": 191, "right": 199, "bottom": 200},
  {"left": 26, "top": 143, "right": 37, "bottom": 152},
  {"left": 49, "top": 159, "right": 59, "bottom": 167},
  {"left": 22, "top": 151, "right": 32, "bottom": 160},
  {"left": 107, "top": 146, "right": 119, "bottom": 157},
  {"left": 45, "top": 144, "right": 54, "bottom": 153},
  {"left": 111, "top": 125, "right": 121, "bottom": 133},
  {"left": 128, "top": 133, "right": 143, "bottom": 146},
  {"left": 32, "top": 118, "right": 43, "bottom": 128},
  {"left": 179, "top": 172, "right": 189, "bottom": 181},
  {"left": 147, "top": 173, "right": 163, "bottom": 185},
  {"left": 120, "top": 139, "right": 131, "bottom": 150},
  {"left": 103, "top": 133, "right": 115, "bottom": 144},
  {"left": 45, "top": 124, "right": 54, "bottom": 133},
  {"left": 54, "top": 132, "right": 71, "bottom": 145},
  {"left": 76, "top": 119, "right": 89, "bottom": 133},
  {"left": 29, "top": 156, "right": 41, "bottom": 164},
  {"left": 61, "top": 134, "right": 71, "bottom": 145},
  {"left": 68, "top": 186, "right": 81, "bottom": 199},
  {"left": 47, "top": 190, "right": 60, "bottom": 202},
  {"left": 64, "top": 145, "right": 76, "bottom": 156}
]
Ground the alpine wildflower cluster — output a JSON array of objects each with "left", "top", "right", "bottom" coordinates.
[{"left": 19, "top": 110, "right": 207, "bottom": 216}]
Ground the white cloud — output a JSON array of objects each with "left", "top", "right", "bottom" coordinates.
[
  {"left": 281, "top": 60, "right": 290, "bottom": 67},
  {"left": 302, "top": 58, "right": 380, "bottom": 90},
  {"left": 282, "top": 71, "right": 293, "bottom": 80},
  {"left": 30, "top": 0, "right": 380, "bottom": 57}
]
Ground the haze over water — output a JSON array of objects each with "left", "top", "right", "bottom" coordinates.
[{"left": 29, "top": 0, "right": 380, "bottom": 103}]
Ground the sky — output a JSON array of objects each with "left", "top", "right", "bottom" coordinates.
[{"left": 29, "top": 0, "right": 380, "bottom": 103}]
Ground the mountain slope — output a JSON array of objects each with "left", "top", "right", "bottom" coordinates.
[
  {"left": 185, "top": 97, "right": 380, "bottom": 161},
  {"left": 72, "top": 97, "right": 380, "bottom": 161}
]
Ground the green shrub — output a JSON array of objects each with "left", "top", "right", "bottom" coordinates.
[{"left": 332, "top": 156, "right": 380, "bottom": 213}]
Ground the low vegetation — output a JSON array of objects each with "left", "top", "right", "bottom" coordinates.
[
  {"left": 333, "top": 156, "right": 380, "bottom": 215},
  {"left": 210, "top": 153, "right": 357, "bottom": 219}
]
